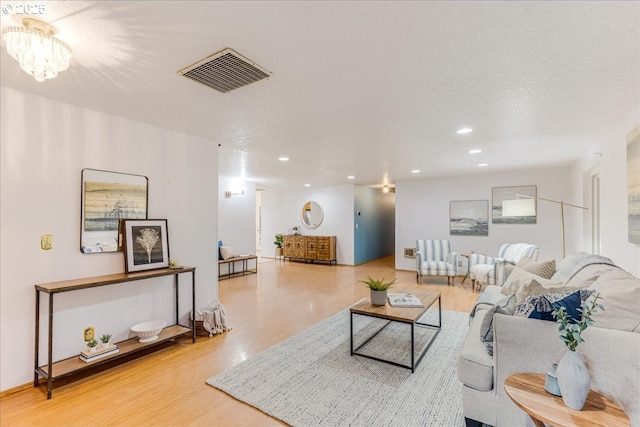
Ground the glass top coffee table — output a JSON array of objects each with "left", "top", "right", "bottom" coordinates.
[{"left": 349, "top": 291, "right": 441, "bottom": 372}]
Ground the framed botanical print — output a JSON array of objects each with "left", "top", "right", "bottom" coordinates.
[
  {"left": 81, "top": 168, "right": 148, "bottom": 253},
  {"left": 123, "top": 219, "right": 169, "bottom": 273}
]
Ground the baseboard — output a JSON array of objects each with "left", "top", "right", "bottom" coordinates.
[{"left": 0, "top": 379, "right": 42, "bottom": 397}]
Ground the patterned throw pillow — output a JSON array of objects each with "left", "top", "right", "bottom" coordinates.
[
  {"left": 517, "top": 257, "right": 556, "bottom": 279},
  {"left": 515, "top": 289, "right": 594, "bottom": 322}
]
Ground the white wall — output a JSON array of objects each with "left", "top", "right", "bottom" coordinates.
[
  {"left": 0, "top": 87, "right": 218, "bottom": 391},
  {"left": 218, "top": 176, "right": 257, "bottom": 255},
  {"left": 577, "top": 103, "right": 640, "bottom": 276},
  {"left": 395, "top": 166, "right": 578, "bottom": 271},
  {"left": 261, "top": 185, "right": 355, "bottom": 265}
]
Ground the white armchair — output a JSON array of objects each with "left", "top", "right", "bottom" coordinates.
[
  {"left": 468, "top": 243, "right": 538, "bottom": 290},
  {"left": 416, "top": 239, "right": 459, "bottom": 285}
]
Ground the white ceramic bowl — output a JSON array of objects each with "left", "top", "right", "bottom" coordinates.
[{"left": 131, "top": 320, "right": 166, "bottom": 343}]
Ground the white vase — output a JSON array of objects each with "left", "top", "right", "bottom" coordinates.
[
  {"left": 557, "top": 350, "right": 590, "bottom": 410},
  {"left": 370, "top": 289, "right": 387, "bottom": 306}
]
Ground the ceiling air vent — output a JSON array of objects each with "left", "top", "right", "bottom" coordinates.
[{"left": 178, "top": 48, "right": 272, "bottom": 93}]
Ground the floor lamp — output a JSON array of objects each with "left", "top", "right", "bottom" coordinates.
[{"left": 502, "top": 195, "right": 588, "bottom": 259}]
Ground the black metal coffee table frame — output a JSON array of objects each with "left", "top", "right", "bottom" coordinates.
[{"left": 350, "top": 294, "right": 441, "bottom": 373}]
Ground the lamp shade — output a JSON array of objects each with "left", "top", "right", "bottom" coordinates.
[{"left": 502, "top": 199, "right": 536, "bottom": 217}]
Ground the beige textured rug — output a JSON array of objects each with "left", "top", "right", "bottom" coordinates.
[{"left": 207, "top": 306, "right": 469, "bottom": 426}]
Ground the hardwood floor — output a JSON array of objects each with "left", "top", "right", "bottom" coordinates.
[{"left": 0, "top": 256, "right": 478, "bottom": 426}]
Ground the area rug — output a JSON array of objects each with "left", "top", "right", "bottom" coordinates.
[{"left": 207, "top": 305, "right": 469, "bottom": 426}]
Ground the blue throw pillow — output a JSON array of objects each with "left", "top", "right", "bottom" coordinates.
[
  {"left": 514, "top": 289, "right": 593, "bottom": 322},
  {"left": 218, "top": 240, "right": 224, "bottom": 260}
]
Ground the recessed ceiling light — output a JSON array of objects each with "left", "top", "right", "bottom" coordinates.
[
  {"left": 347, "top": 176, "right": 355, "bottom": 180},
  {"left": 469, "top": 149, "right": 482, "bottom": 154},
  {"left": 278, "top": 157, "right": 289, "bottom": 161},
  {"left": 478, "top": 163, "right": 488, "bottom": 167},
  {"left": 304, "top": 183, "right": 310, "bottom": 187},
  {"left": 457, "top": 128, "right": 473, "bottom": 134},
  {"left": 411, "top": 169, "right": 420, "bottom": 174}
]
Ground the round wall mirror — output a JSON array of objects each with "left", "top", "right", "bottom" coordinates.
[{"left": 301, "top": 201, "right": 324, "bottom": 228}]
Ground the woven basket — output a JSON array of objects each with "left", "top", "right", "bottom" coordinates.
[{"left": 191, "top": 319, "right": 210, "bottom": 337}]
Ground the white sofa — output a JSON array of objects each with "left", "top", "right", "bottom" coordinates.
[{"left": 456, "top": 253, "right": 640, "bottom": 426}]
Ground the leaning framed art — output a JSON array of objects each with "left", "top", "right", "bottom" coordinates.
[
  {"left": 123, "top": 219, "right": 169, "bottom": 273},
  {"left": 492, "top": 185, "right": 537, "bottom": 224},
  {"left": 80, "top": 168, "right": 148, "bottom": 253}
]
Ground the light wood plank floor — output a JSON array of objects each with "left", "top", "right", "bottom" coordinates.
[{"left": 0, "top": 256, "right": 478, "bottom": 426}]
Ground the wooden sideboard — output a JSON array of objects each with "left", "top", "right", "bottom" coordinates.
[{"left": 283, "top": 235, "right": 336, "bottom": 265}]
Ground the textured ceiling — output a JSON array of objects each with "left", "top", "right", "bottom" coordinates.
[{"left": 1, "top": 1, "right": 638, "bottom": 190}]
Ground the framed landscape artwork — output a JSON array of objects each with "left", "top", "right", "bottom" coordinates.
[
  {"left": 492, "top": 185, "right": 537, "bottom": 224},
  {"left": 450, "top": 200, "right": 489, "bottom": 236},
  {"left": 123, "top": 219, "right": 169, "bottom": 273},
  {"left": 81, "top": 168, "right": 148, "bottom": 253},
  {"left": 627, "top": 125, "right": 640, "bottom": 244}
]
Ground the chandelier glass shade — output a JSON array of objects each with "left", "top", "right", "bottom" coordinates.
[{"left": 2, "top": 18, "right": 71, "bottom": 82}]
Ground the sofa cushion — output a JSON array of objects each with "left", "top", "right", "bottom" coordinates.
[
  {"left": 469, "top": 286, "right": 510, "bottom": 318},
  {"left": 457, "top": 309, "right": 494, "bottom": 392},
  {"left": 479, "top": 294, "right": 516, "bottom": 343},
  {"left": 514, "top": 289, "right": 594, "bottom": 322},
  {"left": 517, "top": 257, "right": 556, "bottom": 279},
  {"left": 502, "top": 267, "right": 561, "bottom": 297},
  {"left": 514, "top": 278, "right": 568, "bottom": 304},
  {"left": 551, "top": 252, "right": 617, "bottom": 284},
  {"left": 588, "top": 268, "right": 640, "bottom": 332}
]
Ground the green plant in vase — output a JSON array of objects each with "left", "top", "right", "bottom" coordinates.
[
  {"left": 100, "top": 333, "right": 112, "bottom": 348},
  {"left": 552, "top": 292, "right": 603, "bottom": 410},
  {"left": 359, "top": 276, "right": 397, "bottom": 306},
  {"left": 274, "top": 234, "right": 284, "bottom": 256},
  {"left": 87, "top": 339, "right": 98, "bottom": 353}
]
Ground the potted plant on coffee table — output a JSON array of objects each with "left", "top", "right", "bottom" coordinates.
[{"left": 359, "top": 276, "right": 397, "bottom": 306}]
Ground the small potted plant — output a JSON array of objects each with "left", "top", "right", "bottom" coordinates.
[
  {"left": 100, "top": 333, "right": 112, "bottom": 349},
  {"left": 86, "top": 339, "right": 98, "bottom": 353},
  {"left": 552, "top": 292, "right": 603, "bottom": 410},
  {"left": 292, "top": 226, "right": 300, "bottom": 235},
  {"left": 359, "top": 276, "right": 397, "bottom": 306},
  {"left": 274, "top": 234, "right": 284, "bottom": 256}
]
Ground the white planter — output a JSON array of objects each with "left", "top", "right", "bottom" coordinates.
[
  {"left": 370, "top": 289, "right": 387, "bottom": 306},
  {"left": 557, "top": 350, "right": 590, "bottom": 410},
  {"left": 88, "top": 346, "right": 97, "bottom": 353}
]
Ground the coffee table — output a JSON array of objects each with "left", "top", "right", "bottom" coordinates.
[{"left": 349, "top": 291, "right": 441, "bottom": 372}]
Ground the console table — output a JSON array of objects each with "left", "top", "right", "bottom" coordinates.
[
  {"left": 34, "top": 267, "right": 196, "bottom": 399},
  {"left": 504, "top": 373, "right": 629, "bottom": 427}
]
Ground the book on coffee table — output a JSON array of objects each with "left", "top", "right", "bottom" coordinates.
[{"left": 387, "top": 293, "right": 424, "bottom": 308}]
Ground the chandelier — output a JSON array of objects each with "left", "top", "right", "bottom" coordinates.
[{"left": 2, "top": 18, "right": 72, "bottom": 82}]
